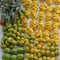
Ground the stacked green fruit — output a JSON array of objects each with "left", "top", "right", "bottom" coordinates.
[
  {"left": 2, "top": 53, "right": 10, "bottom": 60},
  {"left": 1, "top": 22, "right": 59, "bottom": 60},
  {"left": 1, "top": 22, "right": 26, "bottom": 49},
  {"left": 1, "top": 21, "right": 26, "bottom": 60},
  {"left": 2, "top": 47, "right": 24, "bottom": 60}
]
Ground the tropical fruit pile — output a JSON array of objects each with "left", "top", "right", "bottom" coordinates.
[{"left": 1, "top": 0, "right": 60, "bottom": 60}]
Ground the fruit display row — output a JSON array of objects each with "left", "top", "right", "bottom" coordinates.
[
  {"left": 40, "top": 0, "right": 60, "bottom": 5},
  {"left": 1, "top": 0, "right": 60, "bottom": 60}
]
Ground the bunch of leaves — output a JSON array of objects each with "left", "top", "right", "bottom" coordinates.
[{"left": 1, "top": 0, "right": 25, "bottom": 24}]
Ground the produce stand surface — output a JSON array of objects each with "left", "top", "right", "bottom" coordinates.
[{"left": 0, "top": 0, "right": 60, "bottom": 60}]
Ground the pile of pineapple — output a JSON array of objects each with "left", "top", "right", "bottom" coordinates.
[{"left": 1, "top": 0, "right": 60, "bottom": 60}]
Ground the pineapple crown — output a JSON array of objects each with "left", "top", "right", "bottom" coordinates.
[{"left": 1, "top": 0, "right": 25, "bottom": 24}]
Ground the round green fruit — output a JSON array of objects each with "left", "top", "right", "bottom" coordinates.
[
  {"left": 55, "top": 50, "right": 59, "bottom": 56},
  {"left": 17, "top": 54, "right": 24, "bottom": 60},
  {"left": 17, "top": 24, "right": 22, "bottom": 27},
  {"left": 4, "top": 48, "right": 10, "bottom": 53},
  {"left": 11, "top": 40, "right": 17, "bottom": 45},
  {"left": 42, "top": 56, "right": 46, "bottom": 60},
  {"left": 1, "top": 44, "right": 7, "bottom": 49},
  {"left": 5, "top": 41, "right": 9, "bottom": 46},
  {"left": 30, "top": 35, "right": 35, "bottom": 40},
  {"left": 8, "top": 28, "right": 14, "bottom": 32},
  {"left": 18, "top": 40, "right": 24, "bottom": 47},
  {"left": 11, "top": 55, "right": 17, "bottom": 60},
  {"left": 17, "top": 48, "right": 25, "bottom": 54},
  {"left": 7, "top": 37, "right": 13, "bottom": 43},
  {"left": 17, "top": 32, "right": 20, "bottom": 36},
  {"left": 17, "top": 27, "right": 21, "bottom": 32},
  {"left": 13, "top": 24, "right": 17, "bottom": 28},
  {"left": 50, "top": 46, "right": 56, "bottom": 52},
  {"left": 30, "top": 40, "right": 34, "bottom": 44},
  {"left": 2, "top": 53, "right": 10, "bottom": 60},
  {"left": 3, "top": 36, "right": 8, "bottom": 41},
  {"left": 13, "top": 30, "right": 17, "bottom": 34},
  {"left": 7, "top": 33, "right": 12, "bottom": 37},
  {"left": 25, "top": 47, "right": 30, "bottom": 53},
  {"left": 29, "top": 55, "right": 33, "bottom": 60},
  {"left": 9, "top": 45, "right": 14, "bottom": 49},
  {"left": 25, "top": 35, "right": 30, "bottom": 39},
  {"left": 16, "top": 36, "right": 20, "bottom": 40},
  {"left": 12, "top": 34, "right": 16, "bottom": 38},
  {"left": 16, "top": 20, "right": 20, "bottom": 24},
  {"left": 20, "top": 33, "right": 24, "bottom": 37},
  {"left": 6, "top": 23, "right": 12, "bottom": 29},
  {"left": 11, "top": 48, "right": 17, "bottom": 55}
]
